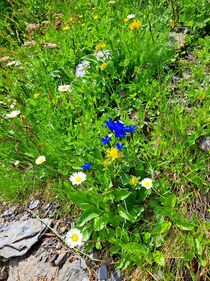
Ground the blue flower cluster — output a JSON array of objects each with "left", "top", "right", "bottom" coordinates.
[
  {"left": 81, "top": 162, "right": 93, "bottom": 171},
  {"left": 105, "top": 118, "right": 136, "bottom": 139},
  {"left": 102, "top": 136, "right": 112, "bottom": 144}
]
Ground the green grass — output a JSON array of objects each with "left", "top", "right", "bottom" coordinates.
[{"left": 0, "top": 0, "right": 209, "bottom": 279}]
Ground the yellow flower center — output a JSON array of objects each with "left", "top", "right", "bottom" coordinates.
[
  {"left": 71, "top": 234, "right": 79, "bottom": 242},
  {"left": 144, "top": 181, "right": 151, "bottom": 188},
  {"left": 106, "top": 147, "right": 122, "bottom": 161},
  {"left": 95, "top": 43, "right": 106, "bottom": 51},
  {"left": 75, "top": 176, "right": 82, "bottom": 183}
]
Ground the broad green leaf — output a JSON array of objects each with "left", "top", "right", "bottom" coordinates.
[
  {"left": 94, "top": 214, "right": 110, "bottom": 231},
  {"left": 118, "top": 205, "right": 133, "bottom": 221},
  {"left": 153, "top": 251, "right": 165, "bottom": 266},
  {"left": 113, "top": 189, "right": 131, "bottom": 201},
  {"left": 123, "top": 242, "right": 148, "bottom": 257},
  {"left": 77, "top": 207, "right": 100, "bottom": 227}
]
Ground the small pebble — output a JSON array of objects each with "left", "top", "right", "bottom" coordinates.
[
  {"left": 29, "top": 200, "right": 40, "bottom": 210},
  {"left": 98, "top": 264, "right": 108, "bottom": 280},
  {"left": 198, "top": 137, "right": 210, "bottom": 152}
]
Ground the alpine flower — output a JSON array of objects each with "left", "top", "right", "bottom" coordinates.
[
  {"left": 127, "top": 14, "right": 135, "bottom": 19},
  {"left": 58, "top": 84, "right": 71, "bottom": 92},
  {"left": 129, "top": 20, "right": 142, "bottom": 31},
  {"left": 141, "top": 178, "right": 153, "bottom": 189},
  {"left": 101, "top": 63, "right": 107, "bottom": 70},
  {"left": 102, "top": 136, "right": 112, "bottom": 144},
  {"left": 130, "top": 176, "right": 139, "bottom": 186},
  {"left": 65, "top": 228, "right": 83, "bottom": 248},
  {"left": 105, "top": 118, "right": 136, "bottom": 139},
  {"left": 69, "top": 171, "right": 87, "bottom": 185},
  {"left": 116, "top": 143, "right": 124, "bottom": 151},
  {"left": 106, "top": 147, "right": 122, "bottom": 161},
  {"left": 35, "top": 155, "right": 46, "bottom": 165},
  {"left": 6, "top": 110, "right": 20, "bottom": 118},
  {"left": 81, "top": 162, "right": 93, "bottom": 171}
]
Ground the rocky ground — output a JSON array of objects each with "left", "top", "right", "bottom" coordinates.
[{"left": 0, "top": 199, "right": 123, "bottom": 281}]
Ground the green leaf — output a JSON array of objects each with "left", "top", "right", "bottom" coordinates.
[
  {"left": 113, "top": 189, "right": 131, "bottom": 200},
  {"left": 195, "top": 238, "right": 203, "bottom": 256},
  {"left": 118, "top": 205, "right": 133, "bottom": 221},
  {"left": 94, "top": 214, "right": 110, "bottom": 231},
  {"left": 77, "top": 207, "right": 100, "bottom": 227},
  {"left": 176, "top": 220, "right": 194, "bottom": 231},
  {"left": 153, "top": 251, "right": 165, "bottom": 266},
  {"left": 123, "top": 242, "right": 148, "bottom": 257}
]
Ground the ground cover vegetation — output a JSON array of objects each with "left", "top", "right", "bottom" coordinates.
[{"left": 0, "top": 0, "right": 209, "bottom": 279}]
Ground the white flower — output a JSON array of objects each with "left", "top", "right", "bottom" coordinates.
[
  {"left": 65, "top": 228, "right": 83, "bottom": 248},
  {"left": 58, "top": 84, "right": 71, "bottom": 92},
  {"left": 14, "top": 160, "right": 20, "bottom": 166},
  {"left": 35, "top": 155, "right": 46, "bottom": 165},
  {"left": 127, "top": 14, "right": 135, "bottom": 19},
  {"left": 141, "top": 178, "right": 153, "bottom": 189},
  {"left": 69, "top": 171, "right": 87, "bottom": 185},
  {"left": 6, "top": 110, "right": 20, "bottom": 118}
]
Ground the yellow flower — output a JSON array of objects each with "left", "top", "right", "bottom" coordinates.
[
  {"left": 103, "top": 159, "right": 111, "bottom": 167},
  {"left": 106, "top": 147, "right": 122, "bottom": 161},
  {"left": 34, "top": 93, "right": 40, "bottom": 98},
  {"left": 95, "top": 43, "right": 106, "bottom": 51},
  {"left": 129, "top": 20, "right": 142, "bottom": 31},
  {"left": 124, "top": 18, "right": 129, "bottom": 23},
  {"left": 93, "top": 15, "right": 98, "bottom": 19},
  {"left": 130, "top": 176, "right": 139, "bottom": 186},
  {"left": 170, "top": 19, "right": 175, "bottom": 29},
  {"left": 63, "top": 26, "right": 70, "bottom": 31},
  {"left": 101, "top": 63, "right": 107, "bottom": 70}
]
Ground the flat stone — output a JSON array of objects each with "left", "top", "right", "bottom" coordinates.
[
  {"left": 78, "top": 257, "right": 87, "bottom": 269},
  {"left": 98, "top": 264, "right": 108, "bottom": 280},
  {"left": 28, "top": 199, "right": 40, "bottom": 210},
  {"left": 1, "top": 206, "right": 17, "bottom": 217},
  {"left": 59, "top": 259, "right": 89, "bottom": 281},
  {"left": 0, "top": 218, "right": 51, "bottom": 259}
]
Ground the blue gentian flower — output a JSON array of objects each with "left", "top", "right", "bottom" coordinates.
[
  {"left": 105, "top": 118, "right": 136, "bottom": 138},
  {"left": 102, "top": 136, "right": 112, "bottom": 144},
  {"left": 81, "top": 162, "right": 93, "bottom": 171},
  {"left": 116, "top": 143, "right": 124, "bottom": 151}
]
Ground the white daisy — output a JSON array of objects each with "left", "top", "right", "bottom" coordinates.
[
  {"left": 69, "top": 171, "right": 87, "bottom": 185},
  {"left": 141, "top": 178, "right": 153, "bottom": 189},
  {"left": 14, "top": 160, "right": 20, "bottom": 166},
  {"left": 58, "top": 84, "right": 71, "bottom": 92},
  {"left": 6, "top": 110, "right": 20, "bottom": 118},
  {"left": 127, "top": 14, "right": 135, "bottom": 19},
  {"left": 35, "top": 155, "right": 46, "bottom": 165},
  {"left": 65, "top": 228, "right": 83, "bottom": 248}
]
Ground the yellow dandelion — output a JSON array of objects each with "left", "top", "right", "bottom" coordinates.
[
  {"left": 130, "top": 176, "right": 139, "bottom": 186},
  {"left": 129, "top": 20, "right": 142, "bottom": 31},
  {"left": 124, "top": 18, "right": 129, "bottom": 23},
  {"left": 101, "top": 63, "right": 107, "bottom": 70},
  {"left": 63, "top": 26, "right": 70, "bottom": 31},
  {"left": 106, "top": 147, "right": 122, "bottom": 161},
  {"left": 95, "top": 43, "right": 106, "bottom": 51}
]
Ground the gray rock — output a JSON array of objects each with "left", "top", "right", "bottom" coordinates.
[
  {"left": 198, "top": 137, "right": 210, "bottom": 152},
  {"left": 1, "top": 206, "right": 16, "bottom": 217},
  {"left": 110, "top": 269, "right": 123, "bottom": 281},
  {"left": 78, "top": 257, "right": 87, "bottom": 269},
  {"left": 0, "top": 218, "right": 51, "bottom": 259},
  {"left": 59, "top": 259, "right": 89, "bottom": 281},
  {"left": 28, "top": 199, "right": 40, "bottom": 210},
  {"left": 98, "top": 264, "right": 108, "bottom": 280},
  {"left": 54, "top": 249, "right": 69, "bottom": 267}
]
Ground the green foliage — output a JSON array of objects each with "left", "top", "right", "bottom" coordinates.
[{"left": 0, "top": 0, "right": 209, "bottom": 279}]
